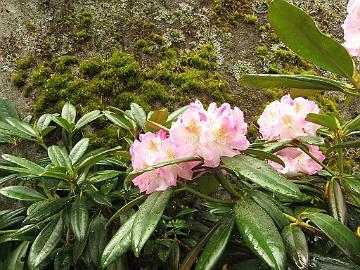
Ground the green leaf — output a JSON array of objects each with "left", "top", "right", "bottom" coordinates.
[
  {"left": 309, "top": 253, "right": 360, "bottom": 270},
  {"left": 343, "top": 177, "right": 360, "bottom": 197},
  {"left": 269, "top": 0, "right": 354, "bottom": 79},
  {"left": 222, "top": 155, "right": 302, "bottom": 200},
  {"left": 343, "top": 114, "right": 360, "bottom": 133},
  {"left": 126, "top": 156, "right": 202, "bottom": 183},
  {"left": 166, "top": 106, "right": 188, "bottom": 124},
  {"left": 305, "top": 113, "right": 339, "bottom": 131},
  {"left": 103, "top": 111, "right": 133, "bottom": 132},
  {"left": 244, "top": 149, "right": 285, "bottom": 167},
  {"left": 196, "top": 215, "right": 234, "bottom": 270},
  {"left": 28, "top": 217, "right": 63, "bottom": 268},
  {"left": 86, "top": 170, "right": 120, "bottom": 184},
  {"left": 0, "top": 186, "right": 46, "bottom": 201},
  {"left": 240, "top": 74, "right": 350, "bottom": 92},
  {"left": 101, "top": 214, "right": 136, "bottom": 268},
  {"left": 54, "top": 245, "right": 72, "bottom": 270},
  {"left": 70, "top": 196, "right": 88, "bottom": 241},
  {"left": 282, "top": 225, "right": 308, "bottom": 270},
  {"left": 131, "top": 189, "right": 173, "bottom": 257},
  {"left": 295, "top": 136, "right": 325, "bottom": 146},
  {"left": 36, "top": 114, "right": 52, "bottom": 133},
  {"left": 2, "top": 154, "right": 45, "bottom": 175},
  {"left": 306, "top": 212, "right": 360, "bottom": 264},
  {"left": 197, "top": 173, "right": 220, "bottom": 195},
  {"left": 89, "top": 213, "right": 107, "bottom": 267},
  {"left": 169, "top": 241, "right": 180, "bottom": 270},
  {"left": 0, "top": 207, "right": 26, "bottom": 230},
  {"left": 326, "top": 180, "right": 347, "bottom": 224},
  {"left": 234, "top": 197, "right": 286, "bottom": 270},
  {"left": 7, "top": 241, "right": 30, "bottom": 270},
  {"left": 86, "top": 190, "right": 112, "bottom": 208},
  {"left": 47, "top": 146, "right": 73, "bottom": 173},
  {"left": 146, "top": 109, "right": 169, "bottom": 132},
  {"left": 51, "top": 116, "right": 72, "bottom": 132},
  {"left": 69, "top": 138, "right": 89, "bottom": 165},
  {"left": 179, "top": 220, "right": 221, "bottom": 270},
  {"left": 0, "top": 98, "right": 19, "bottom": 120},
  {"left": 23, "top": 197, "right": 72, "bottom": 225},
  {"left": 327, "top": 141, "right": 360, "bottom": 153},
  {"left": 251, "top": 191, "right": 289, "bottom": 229},
  {"left": 74, "top": 110, "right": 101, "bottom": 130},
  {"left": 5, "top": 117, "right": 35, "bottom": 137},
  {"left": 130, "top": 103, "right": 147, "bottom": 131},
  {"left": 61, "top": 102, "right": 76, "bottom": 124}
]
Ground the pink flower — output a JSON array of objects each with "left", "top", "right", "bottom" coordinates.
[
  {"left": 342, "top": 0, "right": 360, "bottom": 57},
  {"left": 258, "top": 95, "right": 320, "bottom": 141},
  {"left": 170, "top": 100, "right": 249, "bottom": 167},
  {"left": 130, "top": 130, "right": 194, "bottom": 194},
  {"left": 269, "top": 146, "right": 325, "bottom": 176}
]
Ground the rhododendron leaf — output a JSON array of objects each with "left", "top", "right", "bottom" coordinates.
[
  {"left": 240, "top": 74, "right": 349, "bottom": 92},
  {"left": 48, "top": 146, "right": 73, "bottom": 173},
  {"left": 28, "top": 217, "right": 63, "bottom": 268},
  {"left": 179, "top": 220, "right": 221, "bottom": 270},
  {"left": 244, "top": 149, "right": 285, "bottom": 167},
  {"left": 197, "top": 174, "right": 220, "bottom": 195},
  {"left": 269, "top": 0, "right": 354, "bottom": 79},
  {"left": 70, "top": 196, "right": 89, "bottom": 241},
  {"left": 308, "top": 254, "right": 360, "bottom": 270},
  {"left": 144, "top": 120, "right": 169, "bottom": 133},
  {"left": 235, "top": 197, "right": 286, "bottom": 270},
  {"left": 281, "top": 225, "right": 308, "bottom": 270},
  {"left": 103, "top": 110, "right": 133, "bottom": 132},
  {"left": 251, "top": 191, "right": 289, "bottom": 229},
  {"left": 166, "top": 105, "right": 189, "bottom": 124},
  {"left": 0, "top": 98, "right": 19, "bottom": 121},
  {"left": 261, "top": 140, "right": 291, "bottom": 153},
  {"left": 169, "top": 241, "right": 180, "bottom": 270},
  {"left": 89, "top": 213, "right": 107, "bottom": 267},
  {"left": 305, "top": 213, "right": 360, "bottom": 264},
  {"left": 305, "top": 113, "right": 339, "bottom": 131},
  {"left": 344, "top": 114, "right": 360, "bottom": 133},
  {"left": 195, "top": 215, "right": 234, "bottom": 270},
  {"left": 5, "top": 117, "right": 35, "bottom": 137},
  {"left": 326, "top": 180, "right": 347, "bottom": 224},
  {"left": 147, "top": 109, "right": 168, "bottom": 123},
  {"left": 342, "top": 177, "right": 360, "bottom": 197},
  {"left": 7, "top": 241, "right": 29, "bottom": 270},
  {"left": 131, "top": 189, "right": 173, "bottom": 257},
  {"left": 2, "top": 154, "right": 45, "bottom": 175},
  {"left": 295, "top": 136, "right": 325, "bottom": 146},
  {"left": 69, "top": 138, "right": 90, "bottom": 165},
  {"left": 74, "top": 110, "right": 101, "bottom": 131},
  {"left": 327, "top": 141, "right": 360, "bottom": 153},
  {"left": 51, "top": 115, "right": 73, "bottom": 132},
  {"left": 130, "top": 103, "right": 147, "bottom": 131},
  {"left": 0, "top": 186, "right": 46, "bottom": 201},
  {"left": 222, "top": 155, "right": 302, "bottom": 200},
  {"left": 61, "top": 102, "right": 76, "bottom": 124},
  {"left": 126, "top": 156, "right": 202, "bottom": 182}
]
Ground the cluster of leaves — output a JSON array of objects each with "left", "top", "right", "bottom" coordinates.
[{"left": 0, "top": 1, "right": 360, "bottom": 270}]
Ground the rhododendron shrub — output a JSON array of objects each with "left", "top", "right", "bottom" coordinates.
[{"left": 342, "top": 0, "right": 360, "bottom": 57}]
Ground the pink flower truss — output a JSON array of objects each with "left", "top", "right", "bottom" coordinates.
[
  {"left": 269, "top": 146, "right": 325, "bottom": 176},
  {"left": 170, "top": 100, "right": 249, "bottom": 167},
  {"left": 258, "top": 95, "right": 320, "bottom": 141},
  {"left": 342, "top": 0, "right": 360, "bottom": 57},
  {"left": 130, "top": 130, "right": 194, "bottom": 194}
]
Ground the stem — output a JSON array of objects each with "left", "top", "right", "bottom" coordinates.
[
  {"left": 0, "top": 229, "right": 17, "bottom": 234},
  {"left": 178, "top": 183, "right": 235, "bottom": 205},
  {"left": 215, "top": 170, "right": 242, "bottom": 198},
  {"left": 284, "top": 214, "right": 323, "bottom": 235}
]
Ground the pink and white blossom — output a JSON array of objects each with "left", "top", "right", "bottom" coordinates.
[
  {"left": 342, "top": 0, "right": 360, "bottom": 57},
  {"left": 258, "top": 95, "right": 320, "bottom": 141},
  {"left": 269, "top": 145, "right": 325, "bottom": 176}
]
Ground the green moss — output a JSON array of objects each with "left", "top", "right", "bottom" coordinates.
[
  {"left": 149, "top": 33, "right": 164, "bottom": 45},
  {"left": 135, "top": 38, "right": 155, "bottom": 54},
  {"left": 259, "top": 23, "right": 271, "bottom": 32},
  {"left": 24, "top": 20, "right": 35, "bottom": 31},
  {"left": 187, "top": 43, "right": 217, "bottom": 70},
  {"left": 16, "top": 55, "right": 35, "bottom": 70},
  {"left": 244, "top": 14, "right": 258, "bottom": 24},
  {"left": 79, "top": 12, "right": 92, "bottom": 28},
  {"left": 75, "top": 30, "right": 90, "bottom": 42},
  {"left": 256, "top": 45, "right": 268, "bottom": 56},
  {"left": 11, "top": 70, "right": 27, "bottom": 87},
  {"left": 53, "top": 55, "right": 78, "bottom": 74},
  {"left": 31, "top": 65, "right": 52, "bottom": 86},
  {"left": 79, "top": 58, "right": 102, "bottom": 77}
]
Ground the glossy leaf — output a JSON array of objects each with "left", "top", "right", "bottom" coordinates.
[
  {"left": 306, "top": 212, "right": 360, "bottom": 264},
  {"left": 235, "top": 198, "right": 286, "bottom": 270},
  {"left": 28, "top": 217, "right": 63, "bottom": 268},
  {"left": 51, "top": 115, "right": 73, "bottom": 131},
  {"left": 0, "top": 186, "right": 46, "bottom": 201},
  {"left": 269, "top": 0, "right": 354, "bottom": 79},
  {"left": 305, "top": 113, "right": 339, "bottom": 131},
  {"left": 36, "top": 114, "right": 52, "bottom": 133},
  {"left": 103, "top": 111, "right": 133, "bottom": 132},
  {"left": 0, "top": 98, "right": 19, "bottom": 120},
  {"left": 101, "top": 214, "right": 136, "bottom": 268},
  {"left": 326, "top": 180, "right": 347, "bottom": 224},
  {"left": 87, "top": 170, "right": 120, "bottom": 184},
  {"left": 343, "top": 177, "right": 360, "bottom": 197},
  {"left": 251, "top": 191, "right": 289, "bottom": 229},
  {"left": 131, "top": 189, "right": 173, "bottom": 257},
  {"left": 327, "top": 141, "right": 360, "bottom": 153},
  {"left": 243, "top": 149, "right": 285, "bottom": 167},
  {"left": 48, "top": 146, "right": 73, "bottom": 173},
  {"left": 86, "top": 190, "right": 112, "bottom": 207},
  {"left": 130, "top": 103, "right": 147, "bottom": 131},
  {"left": 89, "top": 213, "right": 107, "bottom": 267},
  {"left": 107, "top": 195, "right": 146, "bottom": 225},
  {"left": 196, "top": 215, "right": 234, "bottom": 270},
  {"left": 343, "top": 114, "right": 360, "bottom": 133},
  {"left": 295, "top": 136, "right": 325, "bottom": 146},
  {"left": 166, "top": 105, "right": 188, "bottom": 124},
  {"left": 74, "top": 110, "right": 101, "bottom": 130},
  {"left": 7, "top": 241, "right": 30, "bottom": 270},
  {"left": 54, "top": 245, "right": 72, "bottom": 270},
  {"left": 309, "top": 253, "right": 360, "bottom": 270},
  {"left": 282, "top": 225, "right": 308, "bottom": 270},
  {"left": 2, "top": 154, "right": 45, "bottom": 175},
  {"left": 6, "top": 117, "right": 35, "bottom": 137},
  {"left": 70, "top": 196, "right": 89, "bottom": 241},
  {"left": 69, "top": 138, "right": 89, "bottom": 165},
  {"left": 61, "top": 102, "right": 76, "bottom": 124},
  {"left": 222, "top": 155, "right": 302, "bottom": 200},
  {"left": 240, "top": 74, "right": 349, "bottom": 92}
]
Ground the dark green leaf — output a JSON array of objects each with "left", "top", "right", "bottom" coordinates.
[
  {"left": 87, "top": 170, "right": 120, "bottom": 184},
  {"left": 107, "top": 195, "right": 146, "bottom": 225},
  {"left": 61, "top": 102, "right": 76, "bottom": 124},
  {"left": 103, "top": 111, "right": 133, "bottom": 132},
  {"left": 166, "top": 106, "right": 188, "bottom": 124},
  {"left": 69, "top": 138, "right": 89, "bottom": 165},
  {"left": 235, "top": 197, "right": 286, "bottom": 270},
  {"left": 0, "top": 186, "right": 46, "bottom": 201},
  {"left": 86, "top": 190, "right": 112, "bottom": 207},
  {"left": 222, "top": 155, "right": 302, "bottom": 200},
  {"left": 101, "top": 214, "right": 136, "bottom": 268},
  {"left": 240, "top": 74, "right": 350, "bottom": 92},
  {"left": 309, "top": 253, "right": 360, "bottom": 270},
  {"left": 326, "top": 180, "right": 347, "bottom": 224},
  {"left": 54, "top": 245, "right": 72, "bottom": 270},
  {"left": 295, "top": 136, "right": 325, "bottom": 146},
  {"left": 0, "top": 98, "right": 19, "bottom": 120},
  {"left": 47, "top": 146, "right": 73, "bottom": 174},
  {"left": 131, "top": 189, "right": 173, "bottom": 257},
  {"left": 343, "top": 114, "right": 360, "bottom": 133},
  {"left": 305, "top": 113, "right": 339, "bottom": 131},
  {"left": 2, "top": 154, "right": 45, "bottom": 175},
  {"left": 28, "top": 217, "right": 63, "bottom": 268},
  {"left": 306, "top": 212, "right": 360, "bottom": 264},
  {"left": 70, "top": 196, "right": 88, "bottom": 241},
  {"left": 74, "top": 110, "right": 101, "bottom": 130},
  {"left": 196, "top": 215, "right": 234, "bottom": 270},
  {"left": 244, "top": 149, "right": 285, "bottom": 167},
  {"left": 197, "top": 173, "right": 220, "bottom": 195},
  {"left": 169, "top": 241, "right": 180, "bottom": 270},
  {"left": 269, "top": 0, "right": 354, "bottom": 79},
  {"left": 282, "top": 225, "right": 308, "bottom": 270},
  {"left": 327, "top": 141, "right": 360, "bottom": 153},
  {"left": 89, "top": 213, "right": 107, "bottom": 267},
  {"left": 343, "top": 177, "right": 360, "bottom": 197},
  {"left": 7, "top": 241, "right": 30, "bottom": 270},
  {"left": 130, "top": 103, "right": 147, "bottom": 131}
]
